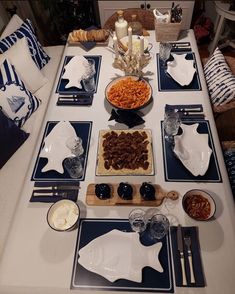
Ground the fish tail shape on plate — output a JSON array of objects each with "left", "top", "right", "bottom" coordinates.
[
  {"left": 173, "top": 123, "right": 212, "bottom": 177},
  {"left": 78, "top": 229, "right": 163, "bottom": 283},
  {"left": 62, "top": 56, "right": 89, "bottom": 89},
  {"left": 40, "top": 121, "right": 77, "bottom": 174},
  {"left": 166, "top": 53, "right": 196, "bottom": 86}
]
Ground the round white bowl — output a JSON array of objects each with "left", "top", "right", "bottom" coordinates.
[
  {"left": 47, "top": 199, "right": 80, "bottom": 232},
  {"left": 182, "top": 189, "right": 216, "bottom": 221}
]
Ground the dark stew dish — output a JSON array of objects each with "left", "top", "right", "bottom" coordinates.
[{"left": 184, "top": 194, "right": 211, "bottom": 220}]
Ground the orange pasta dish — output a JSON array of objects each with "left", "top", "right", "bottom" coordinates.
[{"left": 107, "top": 77, "right": 151, "bottom": 109}]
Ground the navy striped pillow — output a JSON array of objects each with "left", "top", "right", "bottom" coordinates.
[
  {"left": 0, "top": 19, "right": 50, "bottom": 70},
  {"left": 204, "top": 47, "right": 235, "bottom": 106},
  {"left": 0, "top": 59, "right": 40, "bottom": 128}
]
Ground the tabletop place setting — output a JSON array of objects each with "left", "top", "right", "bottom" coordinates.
[
  {"left": 2, "top": 3, "right": 235, "bottom": 294},
  {"left": 32, "top": 6, "right": 214, "bottom": 292}
]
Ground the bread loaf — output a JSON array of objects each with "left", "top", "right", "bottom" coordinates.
[{"left": 69, "top": 29, "right": 109, "bottom": 42}]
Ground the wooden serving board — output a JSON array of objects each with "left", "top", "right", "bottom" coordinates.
[{"left": 86, "top": 183, "right": 179, "bottom": 207}]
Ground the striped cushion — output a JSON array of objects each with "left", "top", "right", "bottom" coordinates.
[
  {"left": 204, "top": 47, "right": 235, "bottom": 106},
  {"left": 0, "top": 59, "right": 40, "bottom": 128},
  {"left": 0, "top": 19, "right": 50, "bottom": 69}
]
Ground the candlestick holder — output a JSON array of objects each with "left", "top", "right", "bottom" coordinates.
[{"left": 112, "top": 50, "right": 151, "bottom": 77}]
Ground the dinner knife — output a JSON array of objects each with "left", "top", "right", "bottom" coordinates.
[{"left": 177, "top": 225, "right": 187, "bottom": 286}]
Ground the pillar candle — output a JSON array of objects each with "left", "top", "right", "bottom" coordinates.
[
  {"left": 128, "top": 26, "right": 132, "bottom": 55},
  {"left": 113, "top": 33, "right": 118, "bottom": 59},
  {"left": 140, "top": 36, "right": 144, "bottom": 56}
]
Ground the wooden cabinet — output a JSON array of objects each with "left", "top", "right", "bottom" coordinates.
[{"left": 98, "top": 1, "right": 195, "bottom": 30}]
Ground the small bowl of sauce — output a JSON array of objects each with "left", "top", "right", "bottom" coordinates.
[{"left": 182, "top": 189, "right": 216, "bottom": 221}]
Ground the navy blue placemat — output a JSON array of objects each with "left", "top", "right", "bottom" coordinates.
[
  {"left": 161, "top": 120, "right": 221, "bottom": 182},
  {"left": 156, "top": 52, "right": 201, "bottom": 92},
  {"left": 71, "top": 219, "right": 174, "bottom": 292},
  {"left": 170, "top": 226, "right": 205, "bottom": 287},
  {"left": 31, "top": 121, "right": 92, "bottom": 182},
  {"left": 56, "top": 55, "right": 101, "bottom": 94}
]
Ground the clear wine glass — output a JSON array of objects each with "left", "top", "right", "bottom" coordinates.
[
  {"left": 163, "top": 111, "right": 181, "bottom": 143},
  {"left": 159, "top": 42, "right": 172, "bottom": 71}
]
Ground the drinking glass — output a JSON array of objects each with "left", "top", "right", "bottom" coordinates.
[
  {"left": 159, "top": 42, "right": 172, "bottom": 71},
  {"left": 63, "top": 156, "right": 83, "bottom": 179},
  {"left": 163, "top": 111, "right": 181, "bottom": 143},
  {"left": 66, "top": 136, "right": 84, "bottom": 157},
  {"left": 149, "top": 214, "right": 170, "bottom": 240},
  {"left": 129, "top": 208, "right": 148, "bottom": 233},
  {"left": 82, "top": 59, "right": 96, "bottom": 92}
]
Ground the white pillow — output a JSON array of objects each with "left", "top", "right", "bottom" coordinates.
[
  {"left": 0, "top": 14, "right": 23, "bottom": 40},
  {"left": 0, "top": 59, "right": 40, "bottom": 127},
  {"left": 204, "top": 47, "right": 235, "bottom": 106},
  {"left": 0, "top": 37, "right": 48, "bottom": 93}
]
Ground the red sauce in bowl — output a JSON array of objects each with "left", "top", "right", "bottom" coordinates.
[{"left": 184, "top": 194, "right": 211, "bottom": 220}]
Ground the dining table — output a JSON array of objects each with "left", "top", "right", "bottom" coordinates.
[{"left": 0, "top": 30, "right": 234, "bottom": 294}]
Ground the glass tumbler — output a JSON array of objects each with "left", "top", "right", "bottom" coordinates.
[
  {"left": 63, "top": 156, "right": 83, "bottom": 179},
  {"left": 66, "top": 136, "right": 84, "bottom": 157},
  {"left": 163, "top": 111, "right": 181, "bottom": 142},
  {"left": 159, "top": 42, "right": 172, "bottom": 70},
  {"left": 82, "top": 59, "right": 96, "bottom": 92},
  {"left": 149, "top": 214, "right": 170, "bottom": 240},
  {"left": 129, "top": 208, "right": 147, "bottom": 233}
]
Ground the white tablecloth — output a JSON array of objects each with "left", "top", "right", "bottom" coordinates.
[{"left": 0, "top": 30, "right": 234, "bottom": 294}]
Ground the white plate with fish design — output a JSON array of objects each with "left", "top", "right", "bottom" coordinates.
[
  {"left": 40, "top": 121, "right": 77, "bottom": 174},
  {"left": 173, "top": 123, "right": 212, "bottom": 176},
  {"left": 167, "top": 53, "right": 196, "bottom": 86},
  {"left": 78, "top": 229, "right": 163, "bottom": 283}
]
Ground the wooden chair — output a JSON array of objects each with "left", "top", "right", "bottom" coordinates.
[{"left": 103, "top": 8, "right": 155, "bottom": 31}]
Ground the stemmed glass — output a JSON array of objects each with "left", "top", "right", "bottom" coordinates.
[
  {"left": 159, "top": 42, "right": 172, "bottom": 72},
  {"left": 163, "top": 111, "right": 181, "bottom": 143}
]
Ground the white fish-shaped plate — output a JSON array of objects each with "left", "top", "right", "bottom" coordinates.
[
  {"left": 40, "top": 121, "right": 77, "bottom": 174},
  {"left": 62, "top": 56, "right": 88, "bottom": 89},
  {"left": 78, "top": 229, "right": 163, "bottom": 283},
  {"left": 166, "top": 53, "right": 196, "bottom": 86},
  {"left": 173, "top": 123, "right": 212, "bottom": 176}
]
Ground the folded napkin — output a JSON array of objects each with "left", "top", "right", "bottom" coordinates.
[
  {"left": 109, "top": 109, "right": 145, "bottom": 128},
  {"left": 57, "top": 94, "right": 93, "bottom": 106},
  {"left": 165, "top": 104, "right": 204, "bottom": 120},
  {"left": 30, "top": 181, "right": 80, "bottom": 203},
  {"left": 170, "top": 42, "right": 192, "bottom": 53},
  {"left": 30, "top": 189, "right": 78, "bottom": 203},
  {"left": 165, "top": 104, "right": 203, "bottom": 112},
  {"left": 170, "top": 226, "right": 205, "bottom": 287}
]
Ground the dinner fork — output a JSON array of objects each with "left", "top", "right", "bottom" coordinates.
[{"left": 184, "top": 236, "right": 195, "bottom": 283}]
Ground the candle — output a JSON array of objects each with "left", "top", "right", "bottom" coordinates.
[
  {"left": 128, "top": 26, "right": 132, "bottom": 55},
  {"left": 140, "top": 36, "right": 144, "bottom": 56},
  {"left": 113, "top": 33, "right": 118, "bottom": 59}
]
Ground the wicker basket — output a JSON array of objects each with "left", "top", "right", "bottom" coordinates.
[{"left": 155, "top": 20, "right": 181, "bottom": 42}]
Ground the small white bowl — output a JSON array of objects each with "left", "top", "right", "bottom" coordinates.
[
  {"left": 182, "top": 189, "right": 216, "bottom": 221},
  {"left": 47, "top": 199, "right": 80, "bottom": 232}
]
